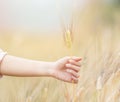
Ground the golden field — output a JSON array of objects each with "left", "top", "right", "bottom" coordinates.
[{"left": 0, "top": 1, "right": 120, "bottom": 102}]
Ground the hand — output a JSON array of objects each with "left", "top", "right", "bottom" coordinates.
[{"left": 51, "top": 56, "right": 82, "bottom": 84}]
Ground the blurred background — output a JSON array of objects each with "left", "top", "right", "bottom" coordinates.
[{"left": 0, "top": 0, "right": 120, "bottom": 102}]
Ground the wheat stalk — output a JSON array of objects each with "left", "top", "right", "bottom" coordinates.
[
  {"left": 26, "top": 96, "right": 32, "bottom": 102},
  {"left": 64, "top": 30, "right": 73, "bottom": 49}
]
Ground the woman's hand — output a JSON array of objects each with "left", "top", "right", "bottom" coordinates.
[
  {"left": 0, "top": 54, "right": 81, "bottom": 84},
  {"left": 50, "top": 56, "right": 82, "bottom": 84}
]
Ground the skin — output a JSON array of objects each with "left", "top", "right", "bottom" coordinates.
[{"left": 0, "top": 55, "right": 81, "bottom": 83}]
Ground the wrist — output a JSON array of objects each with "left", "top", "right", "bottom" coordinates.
[{"left": 47, "top": 62, "right": 56, "bottom": 77}]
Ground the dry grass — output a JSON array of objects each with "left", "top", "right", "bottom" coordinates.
[
  {"left": 0, "top": 1, "right": 120, "bottom": 102},
  {"left": 0, "top": 32, "right": 120, "bottom": 102}
]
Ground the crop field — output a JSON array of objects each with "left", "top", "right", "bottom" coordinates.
[{"left": 0, "top": 1, "right": 120, "bottom": 102}]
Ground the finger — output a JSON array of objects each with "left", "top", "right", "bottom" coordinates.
[
  {"left": 66, "top": 69, "right": 79, "bottom": 78},
  {"left": 58, "top": 56, "right": 71, "bottom": 64},
  {"left": 69, "top": 59, "right": 81, "bottom": 67},
  {"left": 61, "top": 75, "right": 78, "bottom": 84},
  {"left": 55, "top": 71, "right": 72, "bottom": 83},
  {"left": 71, "top": 76, "right": 79, "bottom": 84},
  {"left": 66, "top": 64, "right": 80, "bottom": 72},
  {"left": 71, "top": 56, "right": 82, "bottom": 62}
]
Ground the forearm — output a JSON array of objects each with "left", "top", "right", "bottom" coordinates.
[{"left": 0, "top": 55, "right": 53, "bottom": 77}]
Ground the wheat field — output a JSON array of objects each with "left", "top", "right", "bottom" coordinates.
[{"left": 0, "top": 1, "right": 120, "bottom": 102}]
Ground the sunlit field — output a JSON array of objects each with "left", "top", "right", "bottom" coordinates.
[{"left": 0, "top": 0, "right": 120, "bottom": 102}]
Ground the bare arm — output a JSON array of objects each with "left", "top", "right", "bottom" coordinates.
[
  {"left": 0, "top": 55, "right": 81, "bottom": 83},
  {"left": 1, "top": 55, "right": 53, "bottom": 77}
]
